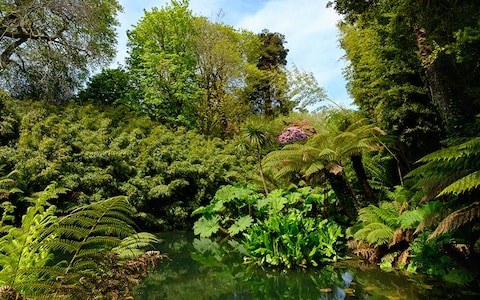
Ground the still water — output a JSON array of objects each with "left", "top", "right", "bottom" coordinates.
[{"left": 134, "top": 232, "right": 475, "bottom": 299}]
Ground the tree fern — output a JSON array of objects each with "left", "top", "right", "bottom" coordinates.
[
  {"left": 354, "top": 222, "right": 395, "bottom": 246},
  {"left": 407, "top": 136, "right": 480, "bottom": 201},
  {"left": 44, "top": 196, "right": 138, "bottom": 275},
  {"left": 0, "top": 186, "right": 160, "bottom": 299},
  {"left": 429, "top": 201, "right": 480, "bottom": 239},
  {"left": 0, "top": 184, "right": 58, "bottom": 296},
  {"left": 407, "top": 136, "right": 480, "bottom": 240},
  {"left": 350, "top": 201, "right": 401, "bottom": 247},
  {"left": 438, "top": 170, "right": 480, "bottom": 196}
]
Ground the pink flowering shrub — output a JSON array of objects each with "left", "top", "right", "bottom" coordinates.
[{"left": 277, "top": 126, "right": 308, "bottom": 144}]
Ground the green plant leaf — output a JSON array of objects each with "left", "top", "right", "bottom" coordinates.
[
  {"left": 193, "top": 216, "right": 221, "bottom": 238},
  {"left": 228, "top": 215, "right": 253, "bottom": 236}
]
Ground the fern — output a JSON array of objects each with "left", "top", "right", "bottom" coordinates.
[
  {"left": 355, "top": 222, "right": 395, "bottom": 246},
  {"left": 0, "top": 188, "right": 160, "bottom": 299},
  {"left": 429, "top": 201, "right": 480, "bottom": 239},
  {"left": 407, "top": 137, "right": 480, "bottom": 243},
  {"left": 44, "top": 196, "right": 137, "bottom": 275},
  {"left": 0, "top": 184, "right": 59, "bottom": 296},
  {"left": 351, "top": 202, "right": 400, "bottom": 247},
  {"left": 438, "top": 170, "right": 480, "bottom": 196},
  {"left": 112, "top": 232, "right": 161, "bottom": 259},
  {"left": 407, "top": 136, "right": 480, "bottom": 201}
]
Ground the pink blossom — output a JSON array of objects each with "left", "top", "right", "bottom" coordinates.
[{"left": 277, "top": 127, "right": 308, "bottom": 144}]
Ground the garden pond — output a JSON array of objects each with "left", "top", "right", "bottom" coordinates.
[{"left": 134, "top": 232, "right": 478, "bottom": 299}]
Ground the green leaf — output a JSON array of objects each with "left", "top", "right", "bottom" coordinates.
[
  {"left": 193, "top": 216, "right": 221, "bottom": 238},
  {"left": 228, "top": 215, "right": 253, "bottom": 236}
]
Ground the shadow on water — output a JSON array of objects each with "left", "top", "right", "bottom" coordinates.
[{"left": 134, "top": 232, "right": 477, "bottom": 300}]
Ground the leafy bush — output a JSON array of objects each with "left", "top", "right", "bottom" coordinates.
[
  {"left": 244, "top": 213, "right": 343, "bottom": 268},
  {"left": 192, "top": 185, "right": 345, "bottom": 268},
  {"left": 0, "top": 99, "right": 253, "bottom": 229}
]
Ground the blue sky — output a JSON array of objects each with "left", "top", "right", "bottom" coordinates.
[{"left": 115, "top": 0, "right": 352, "bottom": 107}]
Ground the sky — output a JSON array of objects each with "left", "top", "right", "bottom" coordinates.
[{"left": 114, "top": 0, "right": 352, "bottom": 107}]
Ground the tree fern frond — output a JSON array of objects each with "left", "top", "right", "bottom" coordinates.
[
  {"left": 407, "top": 137, "right": 480, "bottom": 202},
  {"left": 84, "top": 236, "right": 123, "bottom": 248},
  {"left": 70, "top": 259, "right": 101, "bottom": 271},
  {"left": 429, "top": 202, "right": 480, "bottom": 239},
  {"left": 357, "top": 202, "right": 399, "bottom": 227},
  {"left": 304, "top": 161, "right": 325, "bottom": 177},
  {"left": 354, "top": 223, "right": 394, "bottom": 246},
  {"left": 112, "top": 233, "right": 160, "bottom": 259},
  {"left": 417, "top": 137, "right": 480, "bottom": 163},
  {"left": 41, "top": 239, "right": 81, "bottom": 253},
  {"left": 414, "top": 201, "right": 449, "bottom": 234},
  {"left": 398, "top": 209, "right": 425, "bottom": 229},
  {"left": 438, "top": 170, "right": 480, "bottom": 196}
]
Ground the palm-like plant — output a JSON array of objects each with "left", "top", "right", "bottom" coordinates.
[
  {"left": 238, "top": 120, "right": 275, "bottom": 195},
  {"left": 0, "top": 184, "right": 160, "bottom": 299},
  {"left": 263, "top": 114, "right": 385, "bottom": 222},
  {"left": 407, "top": 136, "right": 480, "bottom": 242}
]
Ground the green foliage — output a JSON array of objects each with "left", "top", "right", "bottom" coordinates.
[
  {"left": 347, "top": 194, "right": 437, "bottom": 268},
  {"left": 192, "top": 185, "right": 345, "bottom": 268},
  {"left": 0, "top": 0, "right": 123, "bottom": 102},
  {"left": 193, "top": 17, "right": 257, "bottom": 136},
  {"left": 244, "top": 215, "right": 343, "bottom": 268},
  {"left": 338, "top": 6, "right": 443, "bottom": 161},
  {"left": 264, "top": 113, "right": 387, "bottom": 220},
  {"left": 1, "top": 99, "right": 251, "bottom": 229},
  {"left": 237, "top": 120, "right": 277, "bottom": 194},
  {"left": 409, "top": 137, "right": 480, "bottom": 200},
  {"left": 349, "top": 201, "right": 402, "bottom": 247},
  {"left": 0, "top": 184, "right": 58, "bottom": 295},
  {"left": 0, "top": 92, "right": 19, "bottom": 145},
  {"left": 192, "top": 185, "right": 261, "bottom": 238},
  {"left": 126, "top": 0, "right": 200, "bottom": 126},
  {"left": 407, "top": 137, "right": 480, "bottom": 239},
  {"left": 77, "top": 68, "right": 134, "bottom": 105},
  {"left": 0, "top": 184, "right": 160, "bottom": 299}
]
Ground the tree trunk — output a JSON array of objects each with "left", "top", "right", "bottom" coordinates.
[
  {"left": 326, "top": 171, "right": 358, "bottom": 223},
  {"left": 415, "top": 26, "right": 462, "bottom": 136},
  {"left": 350, "top": 154, "right": 377, "bottom": 204},
  {"left": 257, "top": 150, "right": 269, "bottom": 195}
]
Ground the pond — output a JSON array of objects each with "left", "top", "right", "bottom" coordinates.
[{"left": 134, "top": 232, "right": 477, "bottom": 299}]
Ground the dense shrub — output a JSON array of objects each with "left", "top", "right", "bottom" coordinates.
[
  {"left": 192, "top": 185, "right": 345, "bottom": 268},
  {"left": 0, "top": 99, "right": 255, "bottom": 230}
]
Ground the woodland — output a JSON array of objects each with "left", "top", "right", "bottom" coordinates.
[{"left": 0, "top": 0, "right": 479, "bottom": 298}]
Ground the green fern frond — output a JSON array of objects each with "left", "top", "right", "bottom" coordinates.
[
  {"left": 354, "top": 223, "right": 395, "bottom": 246},
  {"left": 84, "top": 235, "right": 123, "bottom": 247},
  {"left": 304, "top": 161, "right": 325, "bottom": 177},
  {"left": 398, "top": 209, "right": 424, "bottom": 229},
  {"left": 429, "top": 201, "right": 480, "bottom": 239},
  {"left": 438, "top": 170, "right": 480, "bottom": 196},
  {"left": 112, "top": 233, "right": 160, "bottom": 259},
  {"left": 358, "top": 202, "right": 399, "bottom": 227},
  {"left": 418, "top": 137, "right": 480, "bottom": 163},
  {"left": 408, "top": 137, "right": 480, "bottom": 202},
  {"left": 71, "top": 259, "right": 102, "bottom": 271}
]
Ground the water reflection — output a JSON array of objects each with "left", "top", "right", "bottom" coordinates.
[{"left": 134, "top": 232, "right": 469, "bottom": 299}]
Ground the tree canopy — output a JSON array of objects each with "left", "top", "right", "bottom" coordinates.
[{"left": 0, "top": 0, "right": 122, "bottom": 102}]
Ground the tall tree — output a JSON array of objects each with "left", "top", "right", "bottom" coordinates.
[
  {"left": 192, "top": 17, "right": 257, "bottom": 137},
  {"left": 0, "top": 0, "right": 122, "bottom": 102},
  {"left": 77, "top": 68, "right": 133, "bottom": 105},
  {"left": 127, "top": 0, "right": 199, "bottom": 127},
  {"left": 331, "top": 0, "right": 480, "bottom": 138},
  {"left": 246, "top": 30, "right": 291, "bottom": 118},
  {"left": 338, "top": 16, "right": 442, "bottom": 162}
]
